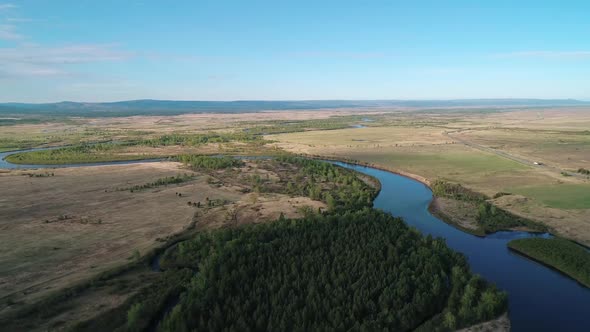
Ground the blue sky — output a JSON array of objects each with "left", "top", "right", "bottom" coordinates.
[{"left": 0, "top": 0, "right": 589, "bottom": 102}]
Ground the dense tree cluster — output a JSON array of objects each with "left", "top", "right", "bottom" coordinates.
[
  {"left": 274, "top": 156, "right": 377, "bottom": 211},
  {"left": 508, "top": 238, "right": 590, "bottom": 287},
  {"left": 577, "top": 168, "right": 590, "bottom": 175},
  {"left": 158, "top": 209, "right": 507, "bottom": 332},
  {"left": 177, "top": 155, "right": 243, "bottom": 170}
]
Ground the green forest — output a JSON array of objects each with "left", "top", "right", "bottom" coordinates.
[
  {"left": 156, "top": 209, "right": 507, "bottom": 332},
  {"left": 508, "top": 237, "right": 590, "bottom": 287}
]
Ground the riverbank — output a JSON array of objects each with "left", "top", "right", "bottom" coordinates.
[
  {"left": 303, "top": 153, "right": 551, "bottom": 237},
  {"left": 0, "top": 147, "right": 573, "bottom": 244},
  {"left": 302, "top": 153, "right": 431, "bottom": 185},
  {"left": 334, "top": 161, "right": 590, "bottom": 332},
  {"left": 508, "top": 238, "right": 590, "bottom": 288}
]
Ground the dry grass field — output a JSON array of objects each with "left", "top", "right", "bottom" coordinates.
[
  {"left": 269, "top": 108, "right": 590, "bottom": 244},
  {"left": 453, "top": 128, "right": 590, "bottom": 171},
  {"left": 0, "top": 159, "right": 327, "bottom": 322},
  {"left": 0, "top": 162, "right": 221, "bottom": 309}
]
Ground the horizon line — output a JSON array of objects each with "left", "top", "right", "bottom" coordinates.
[{"left": 2, "top": 97, "right": 589, "bottom": 105}]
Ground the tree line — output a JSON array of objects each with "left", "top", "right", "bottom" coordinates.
[
  {"left": 117, "top": 173, "right": 195, "bottom": 192},
  {"left": 5, "top": 132, "right": 264, "bottom": 164},
  {"left": 137, "top": 133, "right": 263, "bottom": 147},
  {"left": 5, "top": 143, "right": 149, "bottom": 164},
  {"left": 243, "top": 116, "right": 367, "bottom": 135}
]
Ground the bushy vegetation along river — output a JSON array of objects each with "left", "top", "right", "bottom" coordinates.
[{"left": 333, "top": 162, "right": 590, "bottom": 332}]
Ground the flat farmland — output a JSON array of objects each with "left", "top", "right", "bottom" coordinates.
[
  {"left": 269, "top": 126, "right": 536, "bottom": 194},
  {"left": 269, "top": 123, "right": 590, "bottom": 244},
  {"left": 508, "top": 184, "right": 590, "bottom": 209},
  {"left": 453, "top": 128, "right": 590, "bottom": 171}
]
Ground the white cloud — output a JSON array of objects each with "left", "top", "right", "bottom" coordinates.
[
  {"left": 0, "top": 3, "right": 16, "bottom": 11},
  {"left": 0, "top": 63, "right": 67, "bottom": 78},
  {"left": 6, "top": 17, "right": 35, "bottom": 23},
  {"left": 0, "top": 44, "right": 134, "bottom": 64},
  {"left": 0, "top": 44, "right": 134, "bottom": 78},
  {"left": 0, "top": 24, "right": 23, "bottom": 40},
  {"left": 497, "top": 51, "right": 590, "bottom": 59}
]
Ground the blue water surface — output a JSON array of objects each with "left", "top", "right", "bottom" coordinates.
[{"left": 334, "top": 162, "right": 590, "bottom": 332}]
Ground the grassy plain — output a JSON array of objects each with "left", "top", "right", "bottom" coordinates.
[
  {"left": 269, "top": 129, "right": 536, "bottom": 193},
  {"left": 0, "top": 162, "right": 219, "bottom": 309},
  {"left": 0, "top": 109, "right": 382, "bottom": 152},
  {"left": 509, "top": 184, "right": 590, "bottom": 209},
  {"left": 0, "top": 159, "right": 330, "bottom": 327},
  {"left": 268, "top": 108, "right": 590, "bottom": 244}
]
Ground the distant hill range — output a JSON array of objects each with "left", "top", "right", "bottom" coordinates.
[{"left": 1, "top": 99, "right": 588, "bottom": 116}]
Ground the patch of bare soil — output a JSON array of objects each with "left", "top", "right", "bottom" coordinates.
[
  {"left": 457, "top": 313, "right": 510, "bottom": 332},
  {"left": 430, "top": 197, "right": 480, "bottom": 231}
]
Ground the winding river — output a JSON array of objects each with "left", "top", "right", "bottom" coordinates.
[
  {"left": 333, "top": 162, "right": 590, "bottom": 332},
  {"left": 2, "top": 148, "right": 590, "bottom": 331}
]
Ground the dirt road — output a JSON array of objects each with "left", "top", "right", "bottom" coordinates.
[{"left": 444, "top": 130, "right": 584, "bottom": 179}]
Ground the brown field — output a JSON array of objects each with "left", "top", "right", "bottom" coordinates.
[
  {"left": 0, "top": 162, "right": 219, "bottom": 310},
  {"left": 430, "top": 197, "right": 481, "bottom": 232},
  {"left": 0, "top": 108, "right": 384, "bottom": 152},
  {"left": 0, "top": 159, "right": 326, "bottom": 322},
  {"left": 82, "top": 109, "right": 384, "bottom": 132}
]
